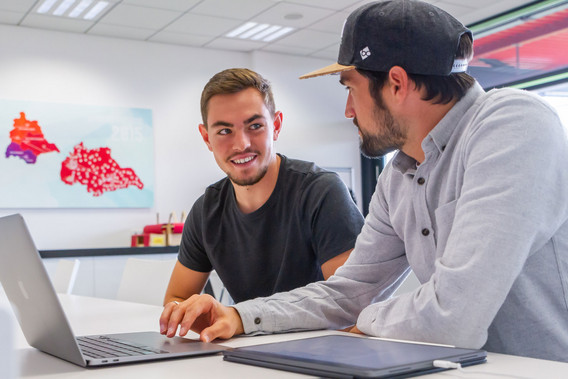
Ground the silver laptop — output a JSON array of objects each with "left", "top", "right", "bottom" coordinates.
[{"left": 0, "top": 213, "right": 226, "bottom": 367}]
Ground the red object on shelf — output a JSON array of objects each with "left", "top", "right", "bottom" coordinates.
[{"left": 143, "top": 223, "right": 184, "bottom": 234}]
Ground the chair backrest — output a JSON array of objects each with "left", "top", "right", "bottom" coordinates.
[
  {"left": 116, "top": 258, "right": 177, "bottom": 306},
  {"left": 204, "top": 270, "right": 234, "bottom": 305},
  {"left": 51, "top": 259, "right": 80, "bottom": 294}
]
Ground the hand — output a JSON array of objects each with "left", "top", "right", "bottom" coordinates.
[
  {"left": 159, "top": 294, "right": 244, "bottom": 342},
  {"left": 348, "top": 325, "right": 364, "bottom": 335},
  {"left": 337, "top": 324, "right": 364, "bottom": 334}
]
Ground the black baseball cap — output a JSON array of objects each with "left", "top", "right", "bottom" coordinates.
[{"left": 300, "top": 0, "right": 472, "bottom": 79}]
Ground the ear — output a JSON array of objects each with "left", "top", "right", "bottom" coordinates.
[
  {"left": 387, "top": 66, "right": 410, "bottom": 104},
  {"left": 272, "top": 111, "right": 283, "bottom": 141},
  {"left": 198, "top": 124, "right": 213, "bottom": 152}
]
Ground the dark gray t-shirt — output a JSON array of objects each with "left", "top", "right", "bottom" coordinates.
[{"left": 178, "top": 155, "right": 364, "bottom": 303}]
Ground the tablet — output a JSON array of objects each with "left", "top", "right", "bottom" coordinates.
[{"left": 223, "top": 334, "right": 486, "bottom": 378}]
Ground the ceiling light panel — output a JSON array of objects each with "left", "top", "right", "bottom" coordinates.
[
  {"left": 226, "top": 22, "right": 294, "bottom": 42},
  {"left": 53, "top": 0, "right": 76, "bottom": 16},
  {"left": 68, "top": 0, "right": 93, "bottom": 18},
  {"left": 37, "top": 0, "right": 58, "bottom": 14},
  {"left": 225, "top": 22, "right": 257, "bottom": 38},
  {"left": 250, "top": 25, "right": 281, "bottom": 41},
  {"left": 262, "top": 26, "right": 293, "bottom": 42},
  {"left": 83, "top": 1, "right": 109, "bottom": 20},
  {"left": 239, "top": 24, "right": 269, "bottom": 39},
  {"left": 35, "top": 0, "right": 110, "bottom": 20}
]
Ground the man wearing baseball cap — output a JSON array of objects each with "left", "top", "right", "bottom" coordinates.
[{"left": 160, "top": 0, "right": 568, "bottom": 362}]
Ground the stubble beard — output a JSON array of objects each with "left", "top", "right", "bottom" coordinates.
[
  {"left": 357, "top": 98, "right": 406, "bottom": 159},
  {"left": 229, "top": 166, "right": 269, "bottom": 187},
  {"left": 227, "top": 153, "right": 270, "bottom": 187}
]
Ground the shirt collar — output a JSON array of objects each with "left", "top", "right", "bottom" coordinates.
[
  {"left": 392, "top": 82, "right": 485, "bottom": 174},
  {"left": 426, "top": 82, "right": 485, "bottom": 154}
]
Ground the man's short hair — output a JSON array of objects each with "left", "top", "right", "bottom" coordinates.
[{"left": 200, "top": 68, "right": 275, "bottom": 126}]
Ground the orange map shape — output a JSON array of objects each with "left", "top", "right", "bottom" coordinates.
[
  {"left": 60, "top": 142, "right": 144, "bottom": 197},
  {"left": 5, "top": 112, "right": 59, "bottom": 164}
]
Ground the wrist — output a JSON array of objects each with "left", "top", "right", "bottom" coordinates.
[{"left": 228, "top": 306, "right": 244, "bottom": 335}]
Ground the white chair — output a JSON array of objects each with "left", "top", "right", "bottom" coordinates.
[
  {"left": 204, "top": 270, "right": 233, "bottom": 305},
  {"left": 51, "top": 259, "right": 80, "bottom": 294},
  {"left": 116, "top": 258, "right": 177, "bottom": 306}
]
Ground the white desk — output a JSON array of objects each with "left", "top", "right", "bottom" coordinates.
[{"left": 3, "top": 292, "right": 568, "bottom": 379}]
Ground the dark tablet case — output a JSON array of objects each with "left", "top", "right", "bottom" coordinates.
[{"left": 223, "top": 334, "right": 486, "bottom": 378}]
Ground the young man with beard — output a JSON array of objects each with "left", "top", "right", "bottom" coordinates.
[
  {"left": 161, "top": 68, "right": 364, "bottom": 310},
  {"left": 159, "top": 1, "right": 568, "bottom": 362}
]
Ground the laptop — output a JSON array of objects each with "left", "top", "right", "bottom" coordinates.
[
  {"left": 0, "top": 213, "right": 227, "bottom": 367},
  {"left": 223, "top": 334, "right": 487, "bottom": 378}
]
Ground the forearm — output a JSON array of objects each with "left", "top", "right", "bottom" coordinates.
[{"left": 234, "top": 252, "right": 410, "bottom": 335}]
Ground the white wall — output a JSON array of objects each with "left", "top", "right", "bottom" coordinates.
[{"left": 0, "top": 24, "right": 361, "bottom": 250}]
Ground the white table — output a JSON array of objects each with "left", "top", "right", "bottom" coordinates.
[{"left": 3, "top": 292, "right": 568, "bottom": 379}]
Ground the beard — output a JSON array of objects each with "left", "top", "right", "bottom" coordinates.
[
  {"left": 226, "top": 151, "right": 270, "bottom": 187},
  {"left": 356, "top": 96, "right": 406, "bottom": 159},
  {"left": 228, "top": 165, "right": 269, "bottom": 187}
]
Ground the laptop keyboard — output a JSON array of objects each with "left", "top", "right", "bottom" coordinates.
[{"left": 77, "top": 335, "right": 168, "bottom": 359}]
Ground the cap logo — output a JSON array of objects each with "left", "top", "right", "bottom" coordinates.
[{"left": 360, "top": 46, "right": 371, "bottom": 60}]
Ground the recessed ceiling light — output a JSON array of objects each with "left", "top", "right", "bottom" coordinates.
[
  {"left": 83, "top": 1, "right": 109, "bottom": 20},
  {"left": 53, "top": 0, "right": 76, "bottom": 16},
  {"left": 262, "top": 26, "right": 294, "bottom": 42},
  {"left": 226, "top": 22, "right": 258, "bottom": 38},
  {"left": 37, "top": 0, "right": 58, "bottom": 14},
  {"left": 239, "top": 24, "right": 269, "bottom": 39},
  {"left": 250, "top": 25, "right": 282, "bottom": 41},
  {"left": 35, "top": 0, "right": 109, "bottom": 20},
  {"left": 68, "top": 0, "right": 93, "bottom": 18},
  {"left": 226, "top": 22, "right": 294, "bottom": 42}
]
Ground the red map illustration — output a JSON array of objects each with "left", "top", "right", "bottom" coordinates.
[
  {"left": 61, "top": 142, "right": 144, "bottom": 197},
  {"left": 5, "top": 112, "right": 60, "bottom": 164}
]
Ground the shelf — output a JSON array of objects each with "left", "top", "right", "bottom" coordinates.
[{"left": 39, "top": 246, "right": 179, "bottom": 258}]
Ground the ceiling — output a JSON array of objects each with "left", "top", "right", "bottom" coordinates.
[{"left": 0, "top": 0, "right": 538, "bottom": 60}]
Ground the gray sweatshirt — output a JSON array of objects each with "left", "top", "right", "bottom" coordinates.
[{"left": 234, "top": 83, "right": 568, "bottom": 362}]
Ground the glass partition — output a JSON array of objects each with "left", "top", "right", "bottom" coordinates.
[{"left": 468, "top": 0, "right": 568, "bottom": 90}]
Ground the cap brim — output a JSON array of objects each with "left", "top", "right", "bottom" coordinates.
[{"left": 299, "top": 62, "right": 356, "bottom": 79}]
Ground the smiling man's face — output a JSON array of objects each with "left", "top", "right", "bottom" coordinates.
[{"left": 199, "top": 87, "right": 282, "bottom": 187}]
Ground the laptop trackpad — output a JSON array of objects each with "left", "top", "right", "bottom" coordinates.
[{"left": 99, "top": 331, "right": 227, "bottom": 354}]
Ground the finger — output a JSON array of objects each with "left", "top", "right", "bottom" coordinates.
[
  {"left": 159, "top": 302, "right": 176, "bottom": 334},
  {"left": 178, "top": 296, "right": 215, "bottom": 336},
  {"left": 200, "top": 320, "right": 231, "bottom": 343},
  {"left": 200, "top": 307, "right": 242, "bottom": 342},
  {"left": 166, "top": 302, "right": 188, "bottom": 338}
]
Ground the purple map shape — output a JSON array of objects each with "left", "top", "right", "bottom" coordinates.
[{"left": 5, "top": 142, "right": 37, "bottom": 164}]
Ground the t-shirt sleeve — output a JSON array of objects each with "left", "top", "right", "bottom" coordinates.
[
  {"left": 177, "top": 195, "right": 213, "bottom": 272},
  {"left": 304, "top": 172, "right": 365, "bottom": 265}
]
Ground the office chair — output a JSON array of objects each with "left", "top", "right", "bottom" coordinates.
[
  {"left": 116, "top": 258, "right": 177, "bottom": 306},
  {"left": 51, "top": 259, "right": 80, "bottom": 294},
  {"left": 203, "top": 270, "right": 233, "bottom": 305}
]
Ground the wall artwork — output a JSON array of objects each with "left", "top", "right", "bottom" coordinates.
[{"left": 1, "top": 100, "right": 154, "bottom": 208}]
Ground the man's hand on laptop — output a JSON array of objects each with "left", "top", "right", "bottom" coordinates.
[{"left": 159, "top": 294, "right": 244, "bottom": 342}]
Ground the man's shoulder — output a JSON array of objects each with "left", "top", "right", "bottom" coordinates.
[
  {"left": 280, "top": 154, "right": 333, "bottom": 179},
  {"left": 279, "top": 155, "right": 345, "bottom": 194},
  {"left": 196, "top": 177, "right": 232, "bottom": 207},
  {"left": 482, "top": 86, "right": 554, "bottom": 112}
]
